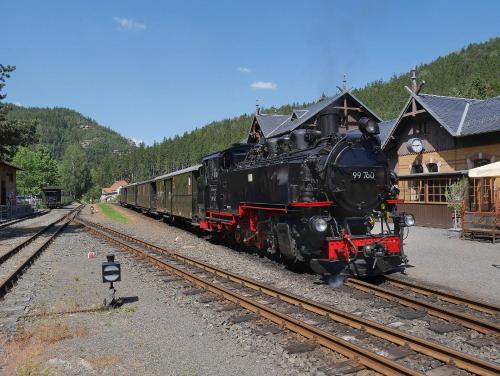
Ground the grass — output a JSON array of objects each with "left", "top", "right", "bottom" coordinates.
[
  {"left": 85, "top": 354, "right": 120, "bottom": 371},
  {"left": 107, "top": 304, "right": 137, "bottom": 315},
  {"left": 96, "top": 203, "right": 131, "bottom": 224},
  {"left": 0, "top": 317, "right": 88, "bottom": 375}
]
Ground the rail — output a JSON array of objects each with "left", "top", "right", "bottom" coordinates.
[
  {"left": 345, "top": 278, "right": 500, "bottom": 336},
  {"left": 384, "top": 276, "right": 500, "bottom": 315},
  {"left": 0, "top": 205, "right": 83, "bottom": 299},
  {"left": 0, "top": 212, "right": 64, "bottom": 264}
]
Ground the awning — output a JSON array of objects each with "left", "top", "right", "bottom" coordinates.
[
  {"left": 398, "top": 171, "right": 467, "bottom": 179},
  {"left": 468, "top": 161, "right": 500, "bottom": 178}
]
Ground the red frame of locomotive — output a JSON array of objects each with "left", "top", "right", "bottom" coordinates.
[{"left": 199, "top": 199, "right": 403, "bottom": 262}]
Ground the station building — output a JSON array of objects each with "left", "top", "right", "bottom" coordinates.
[{"left": 381, "top": 85, "right": 500, "bottom": 228}]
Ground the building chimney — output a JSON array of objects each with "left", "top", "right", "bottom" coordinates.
[
  {"left": 411, "top": 67, "right": 417, "bottom": 92},
  {"left": 342, "top": 73, "right": 347, "bottom": 91}
]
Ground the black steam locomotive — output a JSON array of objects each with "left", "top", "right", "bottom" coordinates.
[
  {"left": 198, "top": 115, "right": 414, "bottom": 276},
  {"left": 121, "top": 110, "right": 414, "bottom": 277}
]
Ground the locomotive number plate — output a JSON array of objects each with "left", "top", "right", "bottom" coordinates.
[{"left": 351, "top": 170, "right": 376, "bottom": 181}]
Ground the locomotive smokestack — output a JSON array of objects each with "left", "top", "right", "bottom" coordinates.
[
  {"left": 318, "top": 109, "right": 340, "bottom": 136},
  {"left": 411, "top": 67, "right": 417, "bottom": 92}
]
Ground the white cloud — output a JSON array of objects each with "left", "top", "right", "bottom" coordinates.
[
  {"left": 237, "top": 67, "right": 252, "bottom": 73},
  {"left": 130, "top": 138, "right": 144, "bottom": 147},
  {"left": 250, "top": 81, "right": 277, "bottom": 90},
  {"left": 13, "top": 101, "right": 24, "bottom": 107},
  {"left": 113, "top": 17, "right": 146, "bottom": 31}
]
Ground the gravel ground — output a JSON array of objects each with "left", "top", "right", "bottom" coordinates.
[
  {"left": 0, "top": 219, "right": 374, "bottom": 376},
  {"left": 80, "top": 205, "right": 500, "bottom": 366},
  {"left": 0, "top": 209, "right": 69, "bottom": 254},
  {"left": 401, "top": 226, "right": 500, "bottom": 306}
]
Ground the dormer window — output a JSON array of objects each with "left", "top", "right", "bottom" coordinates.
[
  {"left": 474, "top": 158, "right": 490, "bottom": 168},
  {"left": 411, "top": 164, "right": 423, "bottom": 174},
  {"left": 427, "top": 163, "right": 438, "bottom": 173}
]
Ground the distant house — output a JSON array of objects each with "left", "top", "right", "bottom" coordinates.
[
  {"left": 382, "top": 73, "right": 500, "bottom": 228},
  {"left": 101, "top": 179, "right": 129, "bottom": 202},
  {"left": 0, "top": 161, "right": 21, "bottom": 206}
]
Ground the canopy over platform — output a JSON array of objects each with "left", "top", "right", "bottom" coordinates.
[{"left": 468, "top": 161, "right": 500, "bottom": 178}]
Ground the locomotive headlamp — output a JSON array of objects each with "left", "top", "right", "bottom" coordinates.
[
  {"left": 358, "top": 117, "right": 380, "bottom": 135},
  {"left": 403, "top": 213, "right": 415, "bottom": 227},
  {"left": 310, "top": 217, "right": 328, "bottom": 232}
]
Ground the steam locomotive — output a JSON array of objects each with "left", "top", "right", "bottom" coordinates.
[{"left": 120, "top": 112, "right": 414, "bottom": 277}]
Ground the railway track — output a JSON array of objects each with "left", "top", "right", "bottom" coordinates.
[
  {"left": 345, "top": 278, "right": 500, "bottom": 336},
  {"left": 75, "top": 217, "right": 500, "bottom": 376},
  {"left": 0, "top": 205, "right": 83, "bottom": 299},
  {"left": 0, "top": 209, "right": 50, "bottom": 230},
  {"left": 0, "top": 212, "right": 68, "bottom": 265},
  {"left": 383, "top": 277, "right": 500, "bottom": 316}
]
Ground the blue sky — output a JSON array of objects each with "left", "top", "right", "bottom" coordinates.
[{"left": 3, "top": 0, "right": 500, "bottom": 144}]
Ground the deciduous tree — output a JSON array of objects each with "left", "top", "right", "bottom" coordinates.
[{"left": 13, "top": 145, "right": 59, "bottom": 195}]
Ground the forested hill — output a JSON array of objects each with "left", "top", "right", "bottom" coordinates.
[
  {"left": 353, "top": 37, "right": 500, "bottom": 119},
  {"left": 105, "top": 37, "right": 500, "bottom": 184},
  {"left": 6, "top": 106, "right": 135, "bottom": 164}
]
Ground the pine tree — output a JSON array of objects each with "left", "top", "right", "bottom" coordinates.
[{"left": 0, "top": 65, "right": 37, "bottom": 160}]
